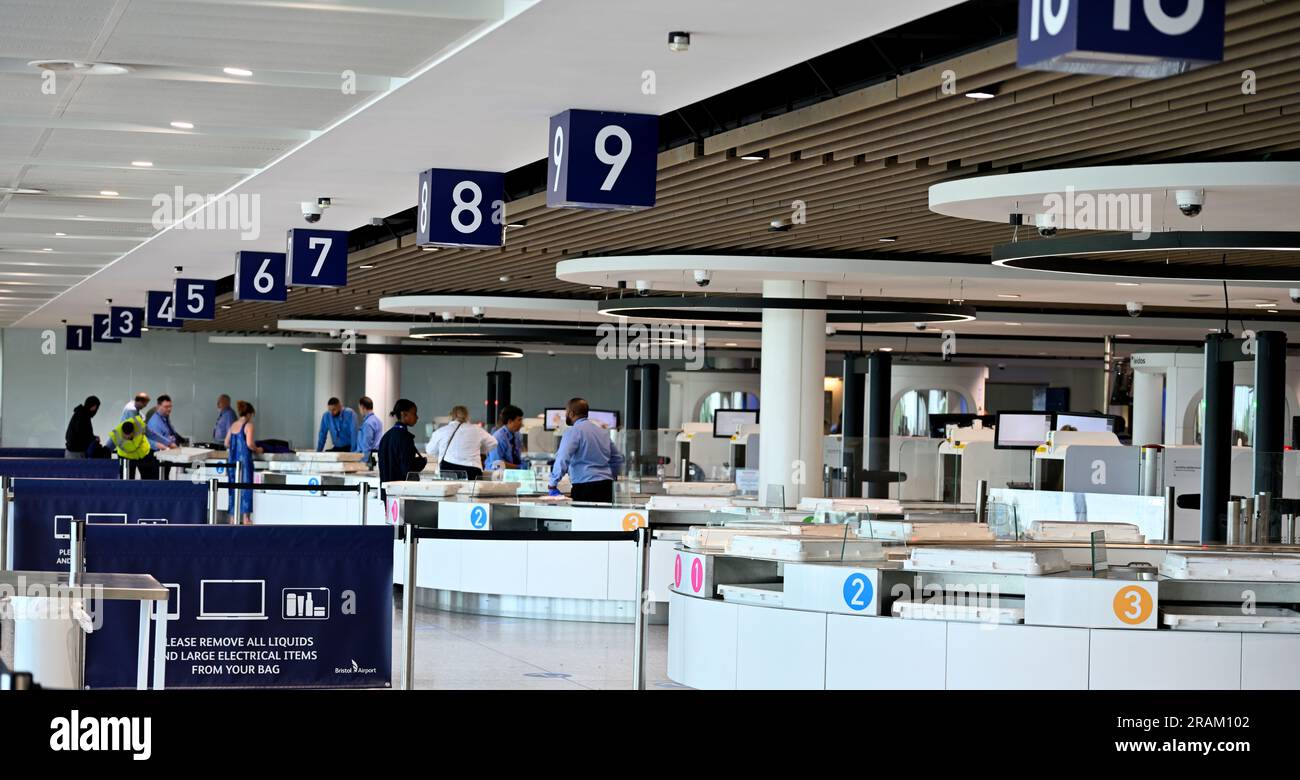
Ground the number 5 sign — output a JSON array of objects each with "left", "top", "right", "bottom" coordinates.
[
  {"left": 173, "top": 278, "right": 216, "bottom": 320},
  {"left": 287, "top": 228, "right": 349, "bottom": 287},
  {"left": 234, "top": 251, "right": 288, "bottom": 302},
  {"left": 547, "top": 109, "right": 657, "bottom": 210},
  {"left": 416, "top": 168, "right": 505, "bottom": 248}
]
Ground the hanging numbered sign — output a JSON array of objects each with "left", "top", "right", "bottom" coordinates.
[
  {"left": 109, "top": 305, "right": 145, "bottom": 338},
  {"left": 147, "top": 290, "right": 182, "bottom": 329},
  {"left": 286, "top": 229, "right": 348, "bottom": 287},
  {"left": 173, "top": 278, "right": 216, "bottom": 320},
  {"left": 67, "top": 325, "right": 92, "bottom": 351},
  {"left": 547, "top": 109, "right": 657, "bottom": 210},
  {"left": 234, "top": 251, "right": 288, "bottom": 302},
  {"left": 92, "top": 313, "right": 122, "bottom": 343},
  {"left": 416, "top": 168, "right": 505, "bottom": 248}
]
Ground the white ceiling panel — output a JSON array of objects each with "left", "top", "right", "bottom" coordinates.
[
  {"left": 0, "top": 0, "right": 119, "bottom": 59},
  {"left": 35, "top": 127, "right": 295, "bottom": 168},
  {"left": 57, "top": 79, "right": 356, "bottom": 129}
]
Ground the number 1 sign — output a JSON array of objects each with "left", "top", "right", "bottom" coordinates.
[
  {"left": 547, "top": 109, "right": 657, "bottom": 210},
  {"left": 287, "top": 229, "right": 348, "bottom": 287},
  {"left": 234, "top": 251, "right": 288, "bottom": 302},
  {"left": 67, "top": 325, "right": 92, "bottom": 351}
]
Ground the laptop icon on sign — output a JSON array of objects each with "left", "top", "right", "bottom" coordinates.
[
  {"left": 53, "top": 515, "right": 74, "bottom": 540},
  {"left": 197, "top": 579, "right": 268, "bottom": 620}
]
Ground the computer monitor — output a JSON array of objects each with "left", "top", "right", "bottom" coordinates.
[
  {"left": 994, "top": 411, "right": 1053, "bottom": 450},
  {"left": 1053, "top": 412, "right": 1116, "bottom": 433},
  {"left": 542, "top": 408, "right": 567, "bottom": 431},
  {"left": 713, "top": 409, "right": 759, "bottom": 438},
  {"left": 587, "top": 409, "right": 620, "bottom": 429},
  {"left": 926, "top": 413, "right": 995, "bottom": 439}
]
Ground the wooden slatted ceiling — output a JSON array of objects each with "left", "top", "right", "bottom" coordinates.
[{"left": 196, "top": 0, "right": 1300, "bottom": 333}]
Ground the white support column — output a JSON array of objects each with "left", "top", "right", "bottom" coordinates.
[
  {"left": 1131, "top": 368, "right": 1165, "bottom": 446},
  {"left": 758, "top": 280, "right": 826, "bottom": 505},
  {"left": 365, "top": 335, "right": 401, "bottom": 425},
  {"left": 313, "top": 351, "right": 346, "bottom": 413}
]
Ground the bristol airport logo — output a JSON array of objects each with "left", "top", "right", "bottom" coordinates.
[
  {"left": 335, "top": 658, "right": 378, "bottom": 675},
  {"left": 49, "top": 710, "right": 152, "bottom": 761}
]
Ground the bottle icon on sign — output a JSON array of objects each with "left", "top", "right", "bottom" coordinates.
[{"left": 282, "top": 587, "right": 330, "bottom": 620}]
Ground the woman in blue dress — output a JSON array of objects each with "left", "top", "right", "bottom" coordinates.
[{"left": 224, "top": 401, "right": 263, "bottom": 524}]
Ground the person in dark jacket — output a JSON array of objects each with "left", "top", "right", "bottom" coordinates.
[
  {"left": 64, "top": 395, "right": 101, "bottom": 458},
  {"left": 377, "top": 399, "right": 426, "bottom": 502}
]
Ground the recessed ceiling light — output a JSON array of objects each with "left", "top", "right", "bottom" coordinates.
[
  {"left": 29, "top": 60, "right": 130, "bottom": 76},
  {"left": 358, "top": 264, "right": 375, "bottom": 270},
  {"left": 141, "top": 327, "right": 149, "bottom": 332},
  {"left": 262, "top": 324, "right": 270, "bottom": 329},
  {"left": 878, "top": 236, "right": 899, "bottom": 243},
  {"left": 1004, "top": 322, "right": 1021, "bottom": 326},
  {"left": 738, "top": 149, "right": 768, "bottom": 161},
  {"left": 54, "top": 232, "right": 66, "bottom": 236},
  {"left": 1116, "top": 282, "right": 1141, "bottom": 287},
  {"left": 131, "top": 160, "right": 153, "bottom": 167},
  {"left": 354, "top": 305, "right": 363, "bottom": 311},
  {"left": 223, "top": 67, "right": 253, "bottom": 77},
  {"left": 421, "top": 247, "right": 440, "bottom": 252},
  {"left": 220, "top": 304, "right": 231, "bottom": 310},
  {"left": 725, "top": 342, "right": 738, "bottom": 347},
  {"left": 499, "top": 275, "right": 511, "bottom": 282},
  {"left": 1269, "top": 309, "right": 1280, "bottom": 313},
  {"left": 1254, "top": 302, "right": 1277, "bottom": 308},
  {"left": 964, "top": 91, "right": 996, "bottom": 100},
  {"left": 997, "top": 293, "right": 1021, "bottom": 299},
  {"left": 169, "top": 121, "right": 194, "bottom": 129},
  {"left": 505, "top": 221, "right": 526, "bottom": 228},
  {"left": 41, "top": 247, "right": 53, "bottom": 252},
  {"left": 99, "top": 190, "right": 118, "bottom": 197},
  {"left": 1116, "top": 334, "right": 1132, "bottom": 338},
  {"left": 589, "top": 285, "right": 602, "bottom": 290},
  {"left": 0, "top": 186, "right": 46, "bottom": 195},
  {"left": 880, "top": 347, "right": 894, "bottom": 352}
]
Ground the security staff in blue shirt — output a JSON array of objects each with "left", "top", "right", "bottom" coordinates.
[
  {"left": 488, "top": 405, "right": 525, "bottom": 470},
  {"left": 548, "top": 398, "right": 624, "bottom": 503},
  {"left": 353, "top": 395, "right": 383, "bottom": 465},
  {"left": 145, "top": 395, "right": 180, "bottom": 451},
  {"left": 212, "top": 394, "right": 237, "bottom": 443},
  {"left": 317, "top": 397, "right": 356, "bottom": 452}
]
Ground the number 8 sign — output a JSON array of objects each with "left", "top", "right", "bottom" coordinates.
[
  {"left": 234, "top": 251, "right": 288, "bottom": 302},
  {"left": 547, "top": 108, "right": 657, "bottom": 210},
  {"left": 287, "top": 228, "right": 349, "bottom": 287},
  {"left": 416, "top": 168, "right": 505, "bottom": 248}
]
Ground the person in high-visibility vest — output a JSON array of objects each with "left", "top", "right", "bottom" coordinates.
[{"left": 110, "top": 416, "right": 160, "bottom": 480}]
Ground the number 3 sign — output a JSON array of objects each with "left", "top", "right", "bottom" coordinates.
[
  {"left": 547, "top": 109, "right": 657, "bottom": 210},
  {"left": 234, "top": 251, "right": 288, "bottom": 302}
]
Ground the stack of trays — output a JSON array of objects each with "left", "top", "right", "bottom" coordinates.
[
  {"left": 798, "top": 497, "right": 905, "bottom": 516},
  {"left": 683, "top": 522, "right": 853, "bottom": 552},
  {"left": 267, "top": 461, "right": 369, "bottom": 473},
  {"left": 857, "top": 520, "right": 994, "bottom": 543},
  {"left": 1162, "top": 605, "right": 1300, "bottom": 632},
  {"left": 726, "top": 534, "right": 885, "bottom": 562},
  {"left": 382, "top": 480, "right": 461, "bottom": 497},
  {"left": 903, "top": 547, "right": 1069, "bottom": 575},
  {"left": 154, "top": 446, "right": 217, "bottom": 464},
  {"left": 1028, "top": 521, "right": 1144, "bottom": 543},
  {"left": 1160, "top": 552, "right": 1300, "bottom": 581},
  {"left": 645, "top": 495, "right": 735, "bottom": 511},
  {"left": 892, "top": 598, "right": 1025, "bottom": 624},
  {"left": 662, "top": 481, "right": 737, "bottom": 497},
  {"left": 297, "top": 451, "right": 365, "bottom": 462}
]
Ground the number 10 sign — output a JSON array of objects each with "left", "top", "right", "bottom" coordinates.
[
  {"left": 234, "top": 251, "right": 288, "bottom": 302},
  {"left": 547, "top": 109, "right": 657, "bottom": 210}
]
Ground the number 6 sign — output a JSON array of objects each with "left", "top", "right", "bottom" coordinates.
[
  {"left": 287, "top": 228, "right": 349, "bottom": 287},
  {"left": 416, "top": 168, "right": 505, "bottom": 248},
  {"left": 234, "top": 251, "right": 288, "bottom": 302},
  {"left": 547, "top": 109, "right": 657, "bottom": 210}
]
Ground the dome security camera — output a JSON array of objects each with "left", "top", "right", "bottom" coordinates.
[
  {"left": 1290, "top": 289, "right": 1300, "bottom": 305},
  {"left": 667, "top": 31, "right": 691, "bottom": 52},
  {"left": 1175, "top": 189, "right": 1204, "bottom": 218},
  {"left": 1126, "top": 301, "right": 1144, "bottom": 317},
  {"left": 301, "top": 197, "right": 330, "bottom": 224},
  {"left": 440, "top": 311, "right": 454, "bottom": 321},
  {"left": 471, "top": 306, "right": 485, "bottom": 319},
  {"left": 1035, "top": 212, "right": 1058, "bottom": 238},
  {"left": 693, "top": 270, "right": 711, "bottom": 287},
  {"left": 635, "top": 280, "right": 652, "bottom": 296}
]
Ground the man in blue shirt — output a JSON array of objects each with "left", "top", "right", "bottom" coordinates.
[
  {"left": 488, "top": 405, "right": 525, "bottom": 470},
  {"left": 122, "top": 392, "right": 149, "bottom": 422},
  {"left": 317, "top": 397, "right": 356, "bottom": 452},
  {"left": 212, "top": 394, "right": 237, "bottom": 443},
  {"left": 353, "top": 396, "right": 383, "bottom": 465},
  {"left": 549, "top": 398, "right": 623, "bottom": 503}
]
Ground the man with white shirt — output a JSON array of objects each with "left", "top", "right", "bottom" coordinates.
[{"left": 426, "top": 404, "right": 496, "bottom": 480}]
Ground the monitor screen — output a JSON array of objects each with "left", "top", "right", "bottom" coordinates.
[
  {"left": 1053, "top": 413, "right": 1115, "bottom": 433},
  {"left": 542, "top": 408, "right": 567, "bottom": 431},
  {"left": 587, "top": 409, "right": 620, "bottom": 429},
  {"left": 994, "top": 412, "right": 1053, "bottom": 450},
  {"left": 713, "top": 409, "right": 759, "bottom": 438},
  {"left": 926, "top": 413, "right": 995, "bottom": 439}
]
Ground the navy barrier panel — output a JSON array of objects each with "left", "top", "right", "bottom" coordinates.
[
  {"left": 0, "top": 448, "right": 68, "bottom": 458},
  {"left": 10, "top": 478, "right": 207, "bottom": 571},
  {"left": 0, "top": 458, "right": 118, "bottom": 479},
  {"left": 84, "top": 525, "right": 393, "bottom": 689}
]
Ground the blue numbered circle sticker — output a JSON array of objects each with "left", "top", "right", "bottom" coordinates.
[
  {"left": 470, "top": 505, "right": 487, "bottom": 529},
  {"left": 842, "top": 572, "right": 873, "bottom": 612},
  {"left": 308, "top": 476, "right": 320, "bottom": 495},
  {"left": 216, "top": 464, "right": 226, "bottom": 474}
]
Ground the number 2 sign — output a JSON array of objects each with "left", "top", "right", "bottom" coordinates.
[
  {"left": 547, "top": 109, "right": 657, "bottom": 210},
  {"left": 234, "top": 251, "right": 288, "bottom": 302},
  {"left": 287, "top": 228, "right": 348, "bottom": 287}
]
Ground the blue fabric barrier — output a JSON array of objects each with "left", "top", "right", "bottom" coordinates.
[
  {"left": 84, "top": 524, "right": 393, "bottom": 689},
  {"left": 10, "top": 478, "right": 207, "bottom": 571},
  {"left": 0, "top": 458, "right": 119, "bottom": 479},
  {"left": 0, "top": 448, "right": 68, "bottom": 458}
]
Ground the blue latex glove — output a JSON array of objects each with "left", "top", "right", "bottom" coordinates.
[{"left": 547, "top": 486, "right": 562, "bottom": 497}]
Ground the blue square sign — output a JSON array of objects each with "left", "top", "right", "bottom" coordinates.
[
  {"left": 416, "top": 168, "right": 505, "bottom": 248},
  {"left": 147, "top": 290, "right": 182, "bottom": 329},
  {"left": 235, "top": 251, "right": 288, "bottom": 302},
  {"left": 1017, "top": 0, "right": 1224, "bottom": 78},
  {"left": 287, "top": 229, "right": 348, "bottom": 287},
  {"left": 547, "top": 109, "right": 658, "bottom": 210},
  {"left": 109, "top": 306, "right": 145, "bottom": 338},
  {"left": 92, "top": 313, "right": 121, "bottom": 343},
  {"left": 174, "top": 278, "right": 216, "bottom": 320},
  {"left": 67, "top": 325, "right": 92, "bottom": 351}
]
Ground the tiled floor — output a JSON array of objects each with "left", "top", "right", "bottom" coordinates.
[{"left": 394, "top": 605, "right": 685, "bottom": 690}]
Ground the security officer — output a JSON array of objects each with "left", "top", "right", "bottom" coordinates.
[
  {"left": 110, "top": 416, "right": 160, "bottom": 480},
  {"left": 548, "top": 397, "right": 624, "bottom": 503},
  {"left": 317, "top": 397, "right": 356, "bottom": 452}
]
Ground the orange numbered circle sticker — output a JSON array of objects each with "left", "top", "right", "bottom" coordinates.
[
  {"left": 1112, "top": 585, "right": 1153, "bottom": 625},
  {"left": 622, "top": 512, "right": 646, "bottom": 532}
]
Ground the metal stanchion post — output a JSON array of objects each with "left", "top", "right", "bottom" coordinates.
[
  {"left": 1164, "top": 486, "right": 1176, "bottom": 543},
  {"left": 232, "top": 460, "right": 243, "bottom": 525},
  {"left": 1242, "top": 497, "right": 1255, "bottom": 546},
  {"left": 120, "top": 457, "right": 130, "bottom": 480},
  {"left": 1256, "top": 492, "right": 1271, "bottom": 545},
  {"left": 1227, "top": 500, "right": 1240, "bottom": 546},
  {"left": 358, "top": 482, "right": 369, "bottom": 526},
  {"left": 401, "top": 511, "right": 419, "bottom": 691},
  {"left": 975, "top": 479, "right": 989, "bottom": 524},
  {"left": 69, "top": 518, "right": 86, "bottom": 584},
  {"left": 207, "top": 478, "right": 219, "bottom": 525},
  {"left": 631, "top": 527, "right": 650, "bottom": 691},
  {"left": 0, "top": 475, "right": 10, "bottom": 571}
]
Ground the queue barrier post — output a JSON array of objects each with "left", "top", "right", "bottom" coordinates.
[
  {"left": 207, "top": 478, "right": 220, "bottom": 525},
  {"left": 401, "top": 518, "right": 419, "bottom": 690},
  {"left": 358, "top": 481, "right": 370, "bottom": 526},
  {"left": 632, "top": 526, "right": 650, "bottom": 691},
  {"left": 0, "top": 474, "right": 10, "bottom": 571}
]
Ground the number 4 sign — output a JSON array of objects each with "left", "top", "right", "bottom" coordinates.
[
  {"left": 147, "top": 290, "right": 182, "bottom": 329},
  {"left": 234, "top": 251, "right": 288, "bottom": 302},
  {"left": 287, "top": 229, "right": 348, "bottom": 287},
  {"left": 547, "top": 109, "right": 657, "bottom": 210}
]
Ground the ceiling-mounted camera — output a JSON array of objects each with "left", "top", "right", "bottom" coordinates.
[
  {"left": 301, "top": 197, "right": 330, "bottom": 224},
  {"left": 1290, "top": 289, "right": 1300, "bottom": 305},
  {"left": 693, "top": 270, "right": 711, "bottom": 288},
  {"left": 471, "top": 306, "right": 485, "bottom": 320},
  {"left": 1035, "top": 213, "right": 1058, "bottom": 238},
  {"left": 635, "top": 280, "right": 652, "bottom": 296},
  {"left": 1175, "top": 189, "right": 1204, "bottom": 218},
  {"left": 913, "top": 322, "right": 928, "bottom": 332},
  {"left": 1126, "top": 301, "right": 1144, "bottom": 317}
]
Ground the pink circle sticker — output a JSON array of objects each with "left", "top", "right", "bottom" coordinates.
[
  {"left": 690, "top": 557, "right": 704, "bottom": 593},
  {"left": 674, "top": 554, "right": 682, "bottom": 588},
  {"left": 389, "top": 500, "right": 399, "bottom": 522}
]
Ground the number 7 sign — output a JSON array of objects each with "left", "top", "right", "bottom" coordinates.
[
  {"left": 287, "top": 228, "right": 348, "bottom": 287},
  {"left": 234, "top": 251, "right": 288, "bottom": 302}
]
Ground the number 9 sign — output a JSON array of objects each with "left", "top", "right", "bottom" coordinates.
[
  {"left": 547, "top": 108, "right": 657, "bottom": 211},
  {"left": 415, "top": 168, "right": 505, "bottom": 248}
]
